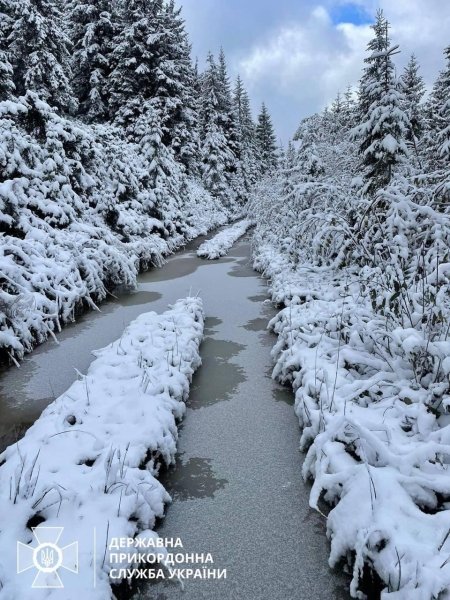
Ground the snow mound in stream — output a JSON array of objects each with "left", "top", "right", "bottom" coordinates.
[
  {"left": 0, "top": 297, "right": 203, "bottom": 599},
  {"left": 197, "top": 219, "right": 254, "bottom": 259}
]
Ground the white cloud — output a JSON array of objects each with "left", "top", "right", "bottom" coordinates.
[{"left": 237, "top": 0, "right": 450, "bottom": 140}]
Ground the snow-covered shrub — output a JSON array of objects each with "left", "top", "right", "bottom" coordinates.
[{"left": 254, "top": 245, "right": 450, "bottom": 598}]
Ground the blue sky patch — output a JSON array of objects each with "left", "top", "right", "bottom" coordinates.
[{"left": 330, "top": 3, "right": 373, "bottom": 25}]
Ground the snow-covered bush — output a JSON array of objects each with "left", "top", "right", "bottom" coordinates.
[{"left": 254, "top": 243, "right": 450, "bottom": 598}]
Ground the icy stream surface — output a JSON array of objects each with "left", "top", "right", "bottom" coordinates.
[{"left": 0, "top": 235, "right": 350, "bottom": 599}]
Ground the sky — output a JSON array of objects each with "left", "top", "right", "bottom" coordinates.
[{"left": 180, "top": 0, "right": 450, "bottom": 142}]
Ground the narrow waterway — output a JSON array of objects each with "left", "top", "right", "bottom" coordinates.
[{"left": 0, "top": 235, "right": 350, "bottom": 599}]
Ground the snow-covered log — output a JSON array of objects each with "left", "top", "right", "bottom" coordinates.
[{"left": 0, "top": 297, "right": 203, "bottom": 598}]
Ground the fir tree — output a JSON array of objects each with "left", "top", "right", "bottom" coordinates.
[
  {"left": 0, "top": 49, "right": 14, "bottom": 101},
  {"left": 281, "top": 139, "right": 297, "bottom": 197},
  {"left": 353, "top": 10, "right": 409, "bottom": 193},
  {"left": 8, "top": 0, "right": 76, "bottom": 113},
  {"left": 256, "top": 103, "right": 278, "bottom": 174},
  {"left": 234, "top": 75, "right": 255, "bottom": 157},
  {"left": 107, "top": 0, "right": 162, "bottom": 125},
  {"left": 217, "top": 48, "right": 238, "bottom": 161},
  {"left": 130, "top": 101, "right": 183, "bottom": 235},
  {"left": 107, "top": 0, "right": 199, "bottom": 172},
  {"left": 152, "top": 0, "right": 199, "bottom": 172},
  {"left": 294, "top": 113, "right": 325, "bottom": 181}
]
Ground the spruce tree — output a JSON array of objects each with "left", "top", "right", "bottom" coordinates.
[
  {"left": 153, "top": 0, "right": 199, "bottom": 172},
  {"left": 130, "top": 102, "right": 183, "bottom": 235},
  {"left": 199, "top": 52, "right": 235, "bottom": 201},
  {"left": 401, "top": 54, "right": 425, "bottom": 168},
  {"left": 69, "top": 0, "right": 116, "bottom": 122},
  {"left": 107, "top": 0, "right": 161, "bottom": 125},
  {"left": 281, "top": 140, "right": 297, "bottom": 197},
  {"left": 234, "top": 75, "right": 255, "bottom": 158},
  {"left": 402, "top": 55, "right": 425, "bottom": 140},
  {"left": 353, "top": 10, "right": 409, "bottom": 193},
  {"left": 0, "top": 49, "right": 14, "bottom": 101},
  {"left": 294, "top": 113, "right": 325, "bottom": 182},
  {"left": 233, "top": 75, "right": 257, "bottom": 197},
  {"left": 107, "top": 0, "right": 199, "bottom": 172},
  {"left": 426, "top": 46, "right": 450, "bottom": 169},
  {"left": 8, "top": 0, "right": 76, "bottom": 113},
  {"left": 217, "top": 48, "right": 238, "bottom": 162},
  {"left": 256, "top": 103, "right": 278, "bottom": 174},
  {"left": 0, "top": 0, "right": 15, "bottom": 101}
]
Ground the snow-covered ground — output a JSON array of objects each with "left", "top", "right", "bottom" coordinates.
[
  {"left": 197, "top": 219, "right": 253, "bottom": 259},
  {"left": 0, "top": 297, "right": 204, "bottom": 599},
  {"left": 254, "top": 242, "right": 450, "bottom": 600}
]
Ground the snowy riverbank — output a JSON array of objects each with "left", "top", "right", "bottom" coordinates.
[
  {"left": 254, "top": 242, "right": 450, "bottom": 599},
  {"left": 0, "top": 297, "right": 204, "bottom": 598},
  {"left": 197, "top": 219, "right": 253, "bottom": 259},
  {"left": 0, "top": 94, "right": 230, "bottom": 365}
]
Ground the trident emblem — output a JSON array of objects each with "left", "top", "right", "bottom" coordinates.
[{"left": 40, "top": 547, "right": 55, "bottom": 569}]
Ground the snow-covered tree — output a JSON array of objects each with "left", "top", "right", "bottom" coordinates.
[
  {"left": 0, "top": 49, "right": 14, "bottom": 101},
  {"left": 256, "top": 103, "right": 277, "bottom": 174},
  {"left": 233, "top": 75, "right": 257, "bottom": 198},
  {"left": 402, "top": 55, "right": 425, "bottom": 141},
  {"left": 130, "top": 102, "right": 183, "bottom": 236},
  {"left": 0, "top": 0, "right": 15, "bottom": 101},
  {"left": 294, "top": 114, "right": 326, "bottom": 182},
  {"left": 199, "top": 52, "right": 236, "bottom": 203},
  {"left": 352, "top": 10, "right": 409, "bottom": 193},
  {"left": 8, "top": 0, "right": 76, "bottom": 113},
  {"left": 107, "top": 0, "right": 160, "bottom": 124},
  {"left": 108, "top": 0, "right": 199, "bottom": 173},
  {"left": 69, "top": 0, "right": 117, "bottom": 122},
  {"left": 425, "top": 46, "right": 450, "bottom": 169},
  {"left": 151, "top": 0, "right": 199, "bottom": 172},
  {"left": 216, "top": 48, "right": 238, "bottom": 161}
]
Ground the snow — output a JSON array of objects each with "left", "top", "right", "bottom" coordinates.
[
  {"left": 253, "top": 242, "right": 450, "bottom": 599},
  {"left": 0, "top": 297, "right": 204, "bottom": 598},
  {"left": 197, "top": 219, "right": 254, "bottom": 259}
]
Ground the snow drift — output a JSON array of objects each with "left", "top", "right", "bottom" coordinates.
[{"left": 0, "top": 296, "right": 204, "bottom": 598}]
